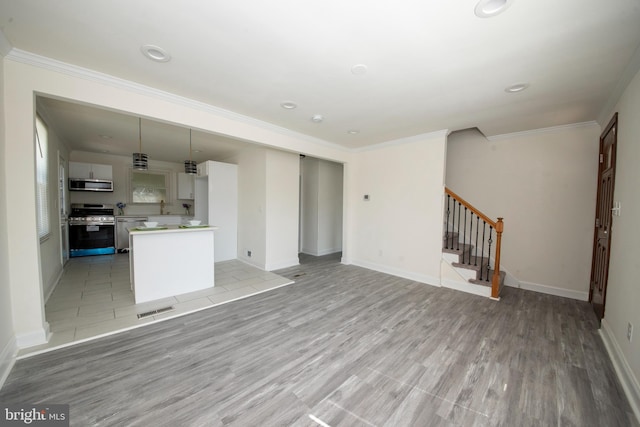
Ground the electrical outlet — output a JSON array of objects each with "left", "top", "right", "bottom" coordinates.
[
  {"left": 628, "top": 323, "right": 633, "bottom": 342},
  {"left": 247, "top": 250, "right": 252, "bottom": 257}
]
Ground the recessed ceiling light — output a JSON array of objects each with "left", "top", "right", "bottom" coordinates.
[
  {"left": 351, "top": 64, "right": 368, "bottom": 75},
  {"left": 474, "top": 0, "right": 512, "bottom": 18},
  {"left": 280, "top": 101, "right": 297, "bottom": 109},
  {"left": 311, "top": 114, "right": 323, "bottom": 123},
  {"left": 193, "top": 149, "right": 202, "bottom": 153},
  {"left": 347, "top": 130, "right": 360, "bottom": 135},
  {"left": 141, "top": 44, "right": 171, "bottom": 62},
  {"left": 99, "top": 134, "right": 112, "bottom": 139},
  {"left": 505, "top": 83, "right": 529, "bottom": 93}
]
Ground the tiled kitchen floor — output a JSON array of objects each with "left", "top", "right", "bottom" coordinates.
[{"left": 19, "top": 254, "right": 294, "bottom": 358}]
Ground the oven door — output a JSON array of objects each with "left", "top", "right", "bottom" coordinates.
[{"left": 68, "top": 223, "right": 115, "bottom": 257}]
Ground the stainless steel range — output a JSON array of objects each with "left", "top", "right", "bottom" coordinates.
[{"left": 68, "top": 203, "right": 116, "bottom": 257}]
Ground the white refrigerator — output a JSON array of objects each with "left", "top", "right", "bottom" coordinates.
[{"left": 194, "top": 161, "right": 238, "bottom": 262}]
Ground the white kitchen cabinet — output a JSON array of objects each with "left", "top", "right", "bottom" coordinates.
[
  {"left": 177, "top": 172, "right": 195, "bottom": 200},
  {"left": 69, "top": 161, "right": 112, "bottom": 180},
  {"left": 195, "top": 161, "right": 238, "bottom": 262},
  {"left": 196, "top": 161, "right": 208, "bottom": 177}
]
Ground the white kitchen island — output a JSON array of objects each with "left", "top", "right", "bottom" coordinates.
[{"left": 129, "top": 225, "right": 218, "bottom": 304}]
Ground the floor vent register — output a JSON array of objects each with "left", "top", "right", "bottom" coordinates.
[{"left": 137, "top": 306, "right": 175, "bottom": 319}]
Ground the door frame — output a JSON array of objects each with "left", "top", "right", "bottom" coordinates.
[{"left": 58, "top": 152, "right": 69, "bottom": 266}]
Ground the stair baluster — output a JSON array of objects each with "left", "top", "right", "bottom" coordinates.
[
  {"left": 443, "top": 187, "right": 504, "bottom": 299},
  {"left": 456, "top": 202, "right": 461, "bottom": 251},
  {"left": 445, "top": 194, "right": 451, "bottom": 249},
  {"left": 474, "top": 216, "right": 480, "bottom": 266},
  {"left": 463, "top": 207, "right": 467, "bottom": 263},
  {"left": 482, "top": 221, "right": 486, "bottom": 271}
]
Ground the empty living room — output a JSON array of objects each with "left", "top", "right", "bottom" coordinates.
[{"left": 1, "top": 1, "right": 640, "bottom": 425}]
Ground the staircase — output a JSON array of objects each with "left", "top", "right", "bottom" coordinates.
[{"left": 442, "top": 188, "right": 505, "bottom": 300}]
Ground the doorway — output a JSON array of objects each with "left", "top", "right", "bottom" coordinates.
[
  {"left": 299, "top": 156, "right": 344, "bottom": 257},
  {"left": 589, "top": 113, "right": 618, "bottom": 320}
]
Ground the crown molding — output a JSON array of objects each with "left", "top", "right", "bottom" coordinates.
[
  {"left": 5, "top": 48, "right": 349, "bottom": 153},
  {"left": 486, "top": 121, "right": 600, "bottom": 141},
  {"left": 353, "top": 129, "right": 449, "bottom": 152}
]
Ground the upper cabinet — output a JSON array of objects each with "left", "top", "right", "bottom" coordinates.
[
  {"left": 196, "top": 162, "right": 208, "bottom": 177},
  {"left": 69, "top": 161, "right": 113, "bottom": 180},
  {"left": 177, "top": 173, "right": 195, "bottom": 200}
]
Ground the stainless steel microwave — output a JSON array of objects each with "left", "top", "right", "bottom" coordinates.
[{"left": 69, "top": 178, "right": 114, "bottom": 192}]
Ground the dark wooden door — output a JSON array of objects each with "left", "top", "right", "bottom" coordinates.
[{"left": 589, "top": 113, "right": 618, "bottom": 320}]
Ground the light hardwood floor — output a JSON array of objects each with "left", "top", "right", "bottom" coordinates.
[{"left": 1, "top": 253, "right": 636, "bottom": 426}]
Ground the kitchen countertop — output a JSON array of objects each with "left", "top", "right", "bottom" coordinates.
[{"left": 129, "top": 225, "right": 218, "bottom": 234}]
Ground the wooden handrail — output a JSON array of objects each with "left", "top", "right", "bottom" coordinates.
[
  {"left": 445, "top": 187, "right": 496, "bottom": 228},
  {"left": 445, "top": 187, "right": 504, "bottom": 299}
]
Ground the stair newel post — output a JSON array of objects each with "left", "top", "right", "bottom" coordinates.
[{"left": 491, "top": 218, "right": 504, "bottom": 299}]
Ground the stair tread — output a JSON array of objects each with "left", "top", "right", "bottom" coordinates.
[
  {"left": 452, "top": 257, "right": 489, "bottom": 271},
  {"left": 443, "top": 221, "right": 504, "bottom": 298},
  {"left": 443, "top": 243, "right": 473, "bottom": 254}
]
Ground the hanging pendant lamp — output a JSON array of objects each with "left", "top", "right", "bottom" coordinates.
[
  {"left": 184, "top": 128, "right": 197, "bottom": 175},
  {"left": 132, "top": 117, "right": 148, "bottom": 170}
]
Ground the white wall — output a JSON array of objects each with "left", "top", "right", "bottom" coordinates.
[
  {"left": 300, "top": 157, "right": 319, "bottom": 253},
  {"left": 446, "top": 124, "right": 600, "bottom": 299},
  {"left": 317, "top": 160, "right": 343, "bottom": 254},
  {"left": 600, "top": 66, "right": 640, "bottom": 419},
  {"left": 234, "top": 147, "right": 267, "bottom": 268},
  {"left": 0, "top": 46, "right": 18, "bottom": 388},
  {"left": 346, "top": 132, "right": 447, "bottom": 285},
  {"left": 300, "top": 157, "right": 343, "bottom": 256},
  {"left": 265, "top": 149, "right": 300, "bottom": 270},
  {"left": 232, "top": 147, "right": 300, "bottom": 271}
]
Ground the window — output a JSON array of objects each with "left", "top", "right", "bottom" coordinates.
[
  {"left": 130, "top": 169, "right": 169, "bottom": 203},
  {"left": 35, "top": 115, "right": 50, "bottom": 240}
]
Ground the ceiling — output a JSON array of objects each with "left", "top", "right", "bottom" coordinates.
[
  {"left": 37, "top": 97, "right": 257, "bottom": 164},
  {"left": 3, "top": 0, "right": 640, "bottom": 155}
]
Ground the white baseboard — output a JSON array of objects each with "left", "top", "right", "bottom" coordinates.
[
  {"left": 44, "top": 267, "right": 65, "bottom": 304},
  {"left": 600, "top": 319, "right": 640, "bottom": 424},
  {"left": 238, "top": 257, "right": 300, "bottom": 271},
  {"left": 301, "top": 248, "right": 342, "bottom": 257},
  {"left": 350, "top": 259, "right": 440, "bottom": 287},
  {"left": 441, "top": 278, "right": 491, "bottom": 298},
  {"left": 16, "top": 324, "right": 50, "bottom": 349},
  {"left": 0, "top": 335, "right": 18, "bottom": 390},
  {"left": 511, "top": 280, "right": 589, "bottom": 301},
  {"left": 238, "top": 257, "right": 265, "bottom": 270},
  {"left": 265, "top": 258, "right": 300, "bottom": 271}
]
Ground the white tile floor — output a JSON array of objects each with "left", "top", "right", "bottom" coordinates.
[{"left": 19, "top": 254, "right": 294, "bottom": 358}]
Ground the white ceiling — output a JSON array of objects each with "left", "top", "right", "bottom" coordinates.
[
  {"left": 2, "top": 0, "right": 640, "bottom": 155},
  {"left": 36, "top": 97, "right": 257, "bottom": 164}
]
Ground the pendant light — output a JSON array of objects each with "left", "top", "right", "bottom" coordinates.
[
  {"left": 132, "top": 117, "right": 148, "bottom": 170},
  {"left": 184, "top": 128, "right": 197, "bottom": 175}
]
